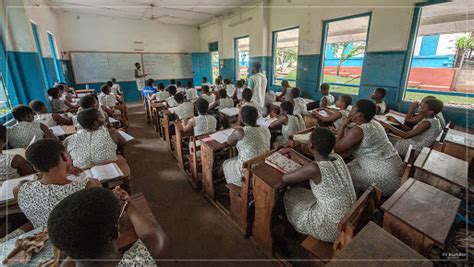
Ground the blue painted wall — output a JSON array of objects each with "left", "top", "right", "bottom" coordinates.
[
  {"left": 220, "top": 58, "right": 235, "bottom": 82},
  {"left": 420, "top": 35, "right": 440, "bottom": 56},
  {"left": 295, "top": 54, "right": 321, "bottom": 99},
  {"left": 191, "top": 52, "right": 212, "bottom": 86}
]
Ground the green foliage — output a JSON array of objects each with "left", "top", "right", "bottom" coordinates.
[
  {"left": 276, "top": 47, "right": 298, "bottom": 72},
  {"left": 455, "top": 35, "right": 474, "bottom": 50},
  {"left": 331, "top": 42, "right": 366, "bottom": 75}
]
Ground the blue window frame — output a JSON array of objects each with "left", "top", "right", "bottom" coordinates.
[
  {"left": 48, "top": 32, "right": 64, "bottom": 83},
  {"left": 272, "top": 27, "right": 299, "bottom": 87},
  {"left": 31, "top": 22, "right": 49, "bottom": 88}
]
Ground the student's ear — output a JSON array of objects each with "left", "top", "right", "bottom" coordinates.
[{"left": 60, "top": 151, "right": 69, "bottom": 163}]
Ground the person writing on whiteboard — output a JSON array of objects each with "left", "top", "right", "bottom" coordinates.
[
  {"left": 247, "top": 62, "right": 267, "bottom": 110},
  {"left": 134, "top": 62, "right": 147, "bottom": 94}
]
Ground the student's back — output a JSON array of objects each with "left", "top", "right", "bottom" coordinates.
[
  {"left": 8, "top": 121, "right": 44, "bottom": 149},
  {"left": 218, "top": 97, "right": 234, "bottom": 111}
]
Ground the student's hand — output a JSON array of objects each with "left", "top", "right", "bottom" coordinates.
[
  {"left": 341, "top": 117, "right": 352, "bottom": 127},
  {"left": 279, "top": 148, "right": 293, "bottom": 156},
  {"left": 68, "top": 166, "right": 83, "bottom": 175},
  {"left": 410, "top": 101, "right": 420, "bottom": 110},
  {"left": 113, "top": 186, "right": 130, "bottom": 201},
  {"left": 386, "top": 116, "right": 398, "bottom": 123}
]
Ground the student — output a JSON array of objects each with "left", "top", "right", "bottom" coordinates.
[
  {"left": 48, "top": 187, "right": 168, "bottom": 266},
  {"left": 334, "top": 100, "right": 403, "bottom": 196},
  {"left": 48, "top": 87, "right": 68, "bottom": 113},
  {"left": 235, "top": 79, "right": 245, "bottom": 101},
  {"left": 99, "top": 84, "right": 122, "bottom": 117},
  {"left": 310, "top": 95, "right": 352, "bottom": 130},
  {"left": 210, "top": 89, "right": 235, "bottom": 111},
  {"left": 213, "top": 77, "right": 223, "bottom": 92},
  {"left": 165, "top": 79, "right": 177, "bottom": 91},
  {"left": 111, "top": 78, "right": 122, "bottom": 95},
  {"left": 282, "top": 128, "right": 356, "bottom": 242},
  {"left": 371, "top": 88, "right": 387, "bottom": 115},
  {"left": 56, "top": 84, "right": 78, "bottom": 110},
  {"left": 155, "top": 83, "right": 170, "bottom": 101},
  {"left": 222, "top": 105, "right": 271, "bottom": 186},
  {"left": 0, "top": 125, "right": 35, "bottom": 181},
  {"left": 200, "top": 85, "right": 215, "bottom": 105},
  {"left": 290, "top": 87, "right": 307, "bottom": 115},
  {"left": 176, "top": 81, "right": 186, "bottom": 93},
  {"left": 186, "top": 81, "right": 197, "bottom": 101},
  {"left": 179, "top": 98, "right": 217, "bottom": 137},
  {"left": 174, "top": 93, "right": 194, "bottom": 120},
  {"left": 64, "top": 108, "right": 126, "bottom": 169},
  {"left": 142, "top": 79, "right": 158, "bottom": 99},
  {"left": 165, "top": 86, "right": 179, "bottom": 108},
  {"left": 278, "top": 80, "right": 293, "bottom": 101},
  {"left": 14, "top": 139, "right": 101, "bottom": 228},
  {"left": 73, "top": 94, "right": 109, "bottom": 128},
  {"left": 319, "top": 83, "right": 335, "bottom": 108},
  {"left": 269, "top": 101, "right": 305, "bottom": 146},
  {"left": 240, "top": 88, "right": 263, "bottom": 118},
  {"left": 29, "top": 100, "right": 73, "bottom": 127},
  {"left": 7, "top": 105, "right": 56, "bottom": 149},
  {"left": 265, "top": 87, "right": 276, "bottom": 107},
  {"left": 403, "top": 96, "right": 446, "bottom": 129},
  {"left": 224, "top": 79, "right": 236, "bottom": 97},
  {"left": 201, "top": 77, "right": 211, "bottom": 87},
  {"left": 382, "top": 99, "right": 443, "bottom": 157}
]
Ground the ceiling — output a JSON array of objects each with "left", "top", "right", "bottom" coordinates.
[{"left": 35, "top": 0, "right": 259, "bottom": 25}]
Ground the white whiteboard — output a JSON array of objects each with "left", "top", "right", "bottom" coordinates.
[
  {"left": 142, "top": 53, "right": 193, "bottom": 80},
  {"left": 107, "top": 53, "right": 141, "bottom": 82},
  {"left": 71, "top": 52, "right": 111, "bottom": 84}
]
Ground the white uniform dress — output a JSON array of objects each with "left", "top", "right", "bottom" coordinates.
[
  {"left": 135, "top": 68, "right": 145, "bottom": 92},
  {"left": 223, "top": 126, "right": 271, "bottom": 186},
  {"left": 34, "top": 113, "right": 56, "bottom": 127},
  {"left": 7, "top": 121, "right": 44, "bottom": 149},
  {"left": 225, "top": 84, "right": 236, "bottom": 97},
  {"left": 393, "top": 118, "right": 441, "bottom": 156},
  {"left": 348, "top": 120, "right": 404, "bottom": 196},
  {"left": 333, "top": 109, "right": 350, "bottom": 130},
  {"left": 186, "top": 88, "right": 198, "bottom": 101},
  {"left": 99, "top": 93, "right": 117, "bottom": 108},
  {"left": 319, "top": 94, "right": 335, "bottom": 107},
  {"left": 218, "top": 98, "right": 235, "bottom": 111},
  {"left": 248, "top": 73, "right": 268, "bottom": 109},
  {"left": 376, "top": 101, "right": 387, "bottom": 115},
  {"left": 201, "top": 94, "right": 215, "bottom": 105},
  {"left": 293, "top": 98, "right": 308, "bottom": 115},
  {"left": 284, "top": 154, "right": 357, "bottom": 242},
  {"left": 0, "top": 154, "right": 20, "bottom": 181},
  {"left": 175, "top": 102, "right": 195, "bottom": 120},
  {"left": 278, "top": 115, "right": 305, "bottom": 145},
  {"left": 65, "top": 127, "right": 118, "bottom": 169},
  {"left": 166, "top": 96, "right": 178, "bottom": 108},
  {"left": 242, "top": 101, "right": 264, "bottom": 118}
]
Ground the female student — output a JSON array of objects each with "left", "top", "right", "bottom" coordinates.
[
  {"left": 29, "top": 100, "right": 73, "bottom": 127},
  {"left": 200, "top": 85, "right": 215, "bottom": 105},
  {"left": 278, "top": 80, "right": 293, "bottom": 101},
  {"left": 7, "top": 105, "right": 56, "bottom": 149},
  {"left": 224, "top": 79, "right": 236, "bottom": 97},
  {"left": 166, "top": 86, "right": 179, "bottom": 108},
  {"left": 290, "top": 88, "right": 307, "bottom": 115},
  {"left": 223, "top": 105, "right": 271, "bottom": 186},
  {"left": 48, "top": 87, "right": 69, "bottom": 113},
  {"left": 319, "top": 83, "right": 335, "bottom": 108},
  {"left": 282, "top": 128, "right": 356, "bottom": 242},
  {"left": 235, "top": 79, "right": 245, "bottom": 101},
  {"left": 310, "top": 95, "right": 352, "bottom": 130},
  {"left": 56, "top": 84, "right": 78, "bottom": 110},
  {"left": 240, "top": 88, "right": 263, "bottom": 118},
  {"left": 185, "top": 81, "right": 197, "bottom": 101},
  {"left": 403, "top": 96, "right": 446, "bottom": 129},
  {"left": 106, "top": 81, "right": 123, "bottom": 102},
  {"left": 334, "top": 100, "right": 403, "bottom": 196},
  {"left": 174, "top": 93, "right": 195, "bottom": 120},
  {"left": 73, "top": 95, "right": 109, "bottom": 129},
  {"left": 381, "top": 99, "right": 443, "bottom": 157},
  {"left": 111, "top": 78, "right": 122, "bottom": 96},
  {"left": 99, "top": 84, "right": 123, "bottom": 117},
  {"left": 65, "top": 108, "right": 127, "bottom": 169},
  {"left": 155, "top": 83, "right": 169, "bottom": 101},
  {"left": 371, "top": 88, "right": 387, "bottom": 115},
  {"left": 14, "top": 139, "right": 101, "bottom": 228},
  {"left": 269, "top": 101, "right": 305, "bottom": 146},
  {"left": 210, "top": 89, "right": 235, "bottom": 111},
  {"left": 178, "top": 98, "right": 217, "bottom": 137},
  {"left": 0, "top": 125, "right": 35, "bottom": 181},
  {"left": 48, "top": 187, "right": 168, "bottom": 266}
]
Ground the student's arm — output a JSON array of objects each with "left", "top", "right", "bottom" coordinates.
[
  {"left": 381, "top": 120, "right": 431, "bottom": 139},
  {"left": 209, "top": 100, "right": 219, "bottom": 110},
  {"left": 227, "top": 128, "right": 244, "bottom": 146},
  {"left": 278, "top": 88, "right": 286, "bottom": 100},
  {"left": 64, "top": 101, "right": 78, "bottom": 109},
  {"left": 10, "top": 155, "right": 35, "bottom": 176},
  {"left": 320, "top": 97, "right": 328, "bottom": 108},
  {"left": 101, "top": 106, "right": 114, "bottom": 117},
  {"left": 404, "top": 101, "right": 424, "bottom": 126},
  {"left": 282, "top": 163, "right": 321, "bottom": 185},
  {"left": 40, "top": 123, "right": 58, "bottom": 140},
  {"left": 181, "top": 118, "right": 195, "bottom": 133},
  {"left": 52, "top": 113, "right": 73, "bottom": 125},
  {"left": 269, "top": 115, "right": 287, "bottom": 128},
  {"left": 108, "top": 128, "right": 128, "bottom": 151},
  {"left": 313, "top": 111, "right": 342, "bottom": 123},
  {"left": 334, "top": 125, "right": 364, "bottom": 154},
  {"left": 85, "top": 178, "right": 102, "bottom": 188}
]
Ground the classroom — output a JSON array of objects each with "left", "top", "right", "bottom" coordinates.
[{"left": 0, "top": 0, "right": 472, "bottom": 265}]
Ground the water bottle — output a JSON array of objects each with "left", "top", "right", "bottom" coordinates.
[{"left": 86, "top": 84, "right": 89, "bottom": 89}]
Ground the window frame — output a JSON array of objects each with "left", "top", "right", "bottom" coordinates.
[
  {"left": 234, "top": 35, "right": 250, "bottom": 81},
  {"left": 47, "top": 31, "right": 64, "bottom": 83},
  {"left": 30, "top": 22, "right": 50, "bottom": 88},
  {"left": 271, "top": 26, "right": 300, "bottom": 86}
]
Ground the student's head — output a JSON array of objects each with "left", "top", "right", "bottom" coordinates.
[
  {"left": 202, "top": 77, "right": 208, "bottom": 83},
  {"left": 215, "top": 77, "right": 222, "bottom": 85},
  {"left": 111, "top": 78, "right": 117, "bottom": 83},
  {"left": 56, "top": 84, "right": 65, "bottom": 93},
  {"left": 240, "top": 105, "right": 258, "bottom": 126},
  {"left": 12, "top": 105, "right": 34, "bottom": 122},
  {"left": 236, "top": 79, "right": 244, "bottom": 89},
  {"left": 146, "top": 78, "right": 154, "bottom": 87},
  {"left": 135, "top": 62, "right": 141, "bottom": 69},
  {"left": 281, "top": 80, "right": 290, "bottom": 88},
  {"left": 242, "top": 88, "right": 253, "bottom": 102},
  {"left": 48, "top": 187, "right": 122, "bottom": 260},
  {"left": 26, "top": 139, "right": 71, "bottom": 172},
  {"left": 371, "top": 88, "right": 386, "bottom": 101},
  {"left": 79, "top": 95, "right": 99, "bottom": 110},
  {"left": 421, "top": 95, "right": 436, "bottom": 105},
  {"left": 251, "top": 62, "right": 261, "bottom": 74},
  {"left": 158, "top": 83, "right": 165, "bottom": 90},
  {"left": 101, "top": 84, "right": 111, "bottom": 95},
  {"left": 174, "top": 92, "right": 185, "bottom": 104},
  {"left": 290, "top": 87, "right": 301, "bottom": 99},
  {"left": 336, "top": 95, "right": 352, "bottom": 109},
  {"left": 77, "top": 108, "right": 105, "bottom": 130},
  {"left": 0, "top": 125, "right": 6, "bottom": 146},
  {"left": 280, "top": 101, "right": 294, "bottom": 115},
  {"left": 177, "top": 81, "right": 182, "bottom": 87},
  {"left": 106, "top": 81, "right": 113, "bottom": 87},
  {"left": 218, "top": 89, "right": 227, "bottom": 99},
  {"left": 196, "top": 98, "right": 210, "bottom": 114},
  {"left": 310, "top": 128, "right": 336, "bottom": 157},
  {"left": 29, "top": 100, "right": 47, "bottom": 114},
  {"left": 187, "top": 81, "right": 193, "bottom": 88},
  {"left": 167, "top": 86, "right": 177, "bottom": 96},
  {"left": 421, "top": 99, "right": 444, "bottom": 117},
  {"left": 170, "top": 79, "right": 176, "bottom": 85},
  {"left": 224, "top": 79, "right": 231, "bottom": 85},
  {"left": 320, "top": 83, "right": 330, "bottom": 95},
  {"left": 202, "top": 85, "right": 210, "bottom": 94},
  {"left": 350, "top": 99, "right": 376, "bottom": 123},
  {"left": 47, "top": 87, "right": 60, "bottom": 99}
]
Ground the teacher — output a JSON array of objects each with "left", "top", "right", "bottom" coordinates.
[
  {"left": 247, "top": 62, "right": 267, "bottom": 109},
  {"left": 134, "top": 62, "right": 147, "bottom": 93}
]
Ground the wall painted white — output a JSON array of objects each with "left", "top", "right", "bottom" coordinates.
[{"left": 1, "top": 0, "right": 36, "bottom": 52}]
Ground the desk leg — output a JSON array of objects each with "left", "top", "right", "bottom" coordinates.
[
  {"left": 252, "top": 175, "right": 276, "bottom": 258},
  {"left": 175, "top": 131, "right": 184, "bottom": 169},
  {"left": 201, "top": 144, "right": 215, "bottom": 199}
]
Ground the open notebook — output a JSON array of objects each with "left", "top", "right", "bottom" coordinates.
[
  {"left": 208, "top": 128, "right": 235, "bottom": 144},
  {"left": 257, "top": 117, "right": 277, "bottom": 128},
  {"left": 2, "top": 148, "right": 26, "bottom": 158},
  {"left": 109, "top": 117, "right": 119, "bottom": 123},
  {"left": 293, "top": 132, "right": 312, "bottom": 144},
  {"left": 220, "top": 107, "right": 240, "bottom": 117},
  {"left": 68, "top": 163, "right": 124, "bottom": 182},
  {"left": 0, "top": 175, "right": 36, "bottom": 202},
  {"left": 49, "top": 126, "right": 66, "bottom": 136},
  {"left": 265, "top": 152, "right": 302, "bottom": 174}
]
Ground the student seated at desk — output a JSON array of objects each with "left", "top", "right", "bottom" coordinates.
[
  {"left": 334, "top": 100, "right": 403, "bottom": 196},
  {"left": 73, "top": 95, "right": 109, "bottom": 129},
  {"left": 200, "top": 85, "right": 216, "bottom": 105},
  {"left": 265, "top": 87, "right": 276, "bottom": 107},
  {"left": 165, "top": 79, "right": 177, "bottom": 91},
  {"left": 240, "top": 88, "right": 263, "bottom": 118},
  {"left": 213, "top": 77, "right": 224, "bottom": 92},
  {"left": 290, "top": 88, "right": 307, "bottom": 115},
  {"left": 178, "top": 98, "right": 217, "bottom": 137},
  {"left": 29, "top": 100, "right": 73, "bottom": 127},
  {"left": 372, "top": 88, "right": 387, "bottom": 115},
  {"left": 111, "top": 78, "right": 122, "bottom": 96},
  {"left": 278, "top": 80, "right": 293, "bottom": 101},
  {"left": 141, "top": 79, "right": 157, "bottom": 99},
  {"left": 310, "top": 94, "right": 352, "bottom": 130},
  {"left": 155, "top": 83, "right": 169, "bottom": 101},
  {"left": 99, "top": 84, "right": 123, "bottom": 117},
  {"left": 382, "top": 98, "right": 443, "bottom": 157},
  {"left": 7, "top": 105, "right": 56, "bottom": 149},
  {"left": 319, "top": 83, "right": 335, "bottom": 108},
  {"left": 210, "top": 89, "right": 235, "bottom": 111},
  {"left": 235, "top": 79, "right": 245, "bottom": 101},
  {"left": 201, "top": 76, "right": 211, "bottom": 88},
  {"left": 165, "top": 86, "right": 179, "bottom": 108},
  {"left": 177, "top": 81, "right": 186, "bottom": 93},
  {"left": 269, "top": 101, "right": 305, "bottom": 146},
  {"left": 174, "top": 93, "right": 194, "bottom": 120},
  {"left": 65, "top": 108, "right": 126, "bottom": 169},
  {"left": 222, "top": 106, "right": 271, "bottom": 186},
  {"left": 48, "top": 187, "right": 168, "bottom": 266},
  {"left": 48, "top": 88, "right": 69, "bottom": 113},
  {"left": 403, "top": 95, "right": 446, "bottom": 129},
  {"left": 0, "top": 125, "right": 35, "bottom": 181},
  {"left": 185, "top": 81, "right": 197, "bottom": 101},
  {"left": 282, "top": 128, "right": 356, "bottom": 242},
  {"left": 224, "top": 79, "right": 236, "bottom": 97},
  {"left": 15, "top": 139, "right": 101, "bottom": 228},
  {"left": 56, "top": 84, "right": 78, "bottom": 110}
]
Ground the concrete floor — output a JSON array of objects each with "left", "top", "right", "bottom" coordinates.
[{"left": 124, "top": 103, "right": 274, "bottom": 266}]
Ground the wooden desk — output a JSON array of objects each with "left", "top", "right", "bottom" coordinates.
[
  {"left": 90, "top": 157, "right": 131, "bottom": 190},
  {"left": 174, "top": 122, "right": 193, "bottom": 169},
  {"left": 199, "top": 136, "right": 230, "bottom": 199},
  {"left": 381, "top": 178, "right": 460, "bottom": 255},
  {"left": 152, "top": 101, "right": 167, "bottom": 136},
  {"left": 442, "top": 129, "right": 474, "bottom": 148},
  {"left": 61, "top": 125, "right": 77, "bottom": 136},
  {"left": 413, "top": 147, "right": 467, "bottom": 196},
  {"left": 328, "top": 222, "right": 432, "bottom": 267},
  {"left": 74, "top": 89, "right": 95, "bottom": 95},
  {"left": 435, "top": 128, "right": 474, "bottom": 162}
]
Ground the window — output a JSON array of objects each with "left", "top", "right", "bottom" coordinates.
[
  {"left": 0, "top": 73, "right": 12, "bottom": 117},
  {"left": 31, "top": 22, "right": 49, "bottom": 88},
  {"left": 403, "top": 0, "right": 473, "bottom": 108},
  {"left": 211, "top": 52, "right": 219, "bottom": 82},
  {"left": 320, "top": 15, "right": 370, "bottom": 95},
  {"left": 273, "top": 28, "right": 299, "bottom": 87},
  {"left": 235, "top": 36, "right": 250, "bottom": 80},
  {"left": 48, "top": 32, "right": 64, "bottom": 83}
]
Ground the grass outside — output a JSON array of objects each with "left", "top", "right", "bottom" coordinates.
[
  {"left": 404, "top": 91, "right": 474, "bottom": 107},
  {"left": 0, "top": 108, "right": 11, "bottom": 116}
]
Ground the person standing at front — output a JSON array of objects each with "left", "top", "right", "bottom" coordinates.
[
  {"left": 247, "top": 62, "right": 267, "bottom": 110},
  {"left": 134, "top": 62, "right": 147, "bottom": 99}
]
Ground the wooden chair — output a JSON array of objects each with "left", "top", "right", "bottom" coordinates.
[
  {"left": 400, "top": 145, "right": 416, "bottom": 185},
  {"left": 226, "top": 149, "right": 277, "bottom": 236},
  {"left": 186, "top": 133, "right": 209, "bottom": 190},
  {"left": 301, "top": 186, "right": 382, "bottom": 265}
]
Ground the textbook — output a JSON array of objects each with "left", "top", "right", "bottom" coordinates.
[
  {"left": 209, "top": 128, "right": 235, "bottom": 144},
  {"left": 49, "top": 126, "right": 66, "bottom": 136},
  {"left": 220, "top": 107, "right": 240, "bottom": 117},
  {"left": 69, "top": 163, "right": 124, "bottom": 181},
  {"left": 0, "top": 175, "right": 36, "bottom": 202},
  {"left": 119, "top": 131, "right": 134, "bottom": 142},
  {"left": 293, "top": 132, "right": 312, "bottom": 144},
  {"left": 257, "top": 117, "right": 277, "bottom": 128},
  {"left": 265, "top": 152, "right": 302, "bottom": 174}
]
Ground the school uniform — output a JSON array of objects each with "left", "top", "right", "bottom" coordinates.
[
  {"left": 282, "top": 88, "right": 293, "bottom": 101},
  {"left": 392, "top": 117, "right": 442, "bottom": 157},
  {"left": 242, "top": 101, "right": 263, "bottom": 118},
  {"left": 236, "top": 87, "right": 244, "bottom": 101},
  {"left": 186, "top": 88, "right": 198, "bottom": 101},
  {"left": 225, "top": 84, "right": 236, "bottom": 97},
  {"left": 376, "top": 101, "right": 387, "bottom": 115},
  {"left": 319, "top": 94, "right": 335, "bottom": 107},
  {"left": 34, "top": 113, "right": 57, "bottom": 127},
  {"left": 0, "top": 153, "right": 20, "bottom": 181},
  {"left": 333, "top": 109, "right": 350, "bottom": 130},
  {"left": 175, "top": 102, "right": 195, "bottom": 120},
  {"left": 50, "top": 99, "right": 67, "bottom": 113},
  {"left": 217, "top": 98, "right": 235, "bottom": 111},
  {"left": 166, "top": 96, "right": 178, "bottom": 108},
  {"left": 265, "top": 91, "right": 276, "bottom": 106},
  {"left": 156, "top": 91, "right": 170, "bottom": 102},
  {"left": 276, "top": 114, "right": 305, "bottom": 145},
  {"left": 98, "top": 93, "right": 117, "bottom": 108},
  {"left": 201, "top": 94, "right": 215, "bottom": 105},
  {"left": 7, "top": 121, "right": 44, "bottom": 149},
  {"left": 293, "top": 97, "right": 308, "bottom": 115},
  {"left": 111, "top": 84, "right": 121, "bottom": 95}
]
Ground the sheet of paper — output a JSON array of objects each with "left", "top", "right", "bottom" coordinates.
[
  {"left": 257, "top": 117, "right": 277, "bottom": 128},
  {"left": 0, "top": 175, "right": 36, "bottom": 202},
  {"left": 318, "top": 110, "right": 329, "bottom": 117},
  {"left": 119, "top": 131, "right": 134, "bottom": 142},
  {"left": 220, "top": 107, "right": 240, "bottom": 117},
  {"left": 90, "top": 163, "right": 124, "bottom": 180},
  {"left": 49, "top": 126, "right": 66, "bottom": 136},
  {"left": 109, "top": 117, "right": 119, "bottom": 123},
  {"left": 272, "top": 102, "right": 282, "bottom": 107},
  {"left": 209, "top": 128, "right": 235, "bottom": 144}
]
